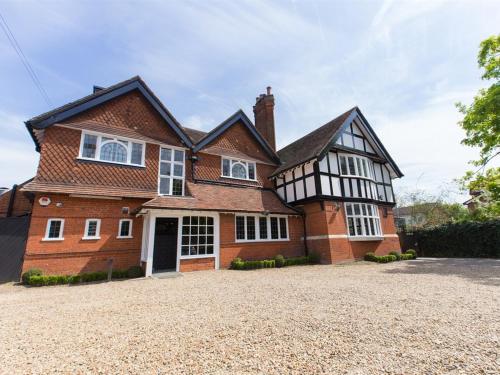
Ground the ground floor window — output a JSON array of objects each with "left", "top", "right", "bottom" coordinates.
[
  {"left": 345, "top": 203, "right": 382, "bottom": 237},
  {"left": 44, "top": 219, "right": 64, "bottom": 240},
  {"left": 181, "top": 216, "right": 214, "bottom": 256},
  {"left": 118, "top": 219, "right": 133, "bottom": 238},
  {"left": 235, "top": 215, "right": 289, "bottom": 242}
]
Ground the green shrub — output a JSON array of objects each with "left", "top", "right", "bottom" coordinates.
[
  {"left": 127, "top": 266, "right": 144, "bottom": 278},
  {"left": 364, "top": 252, "right": 377, "bottom": 261},
  {"left": 68, "top": 275, "right": 81, "bottom": 284},
  {"left": 389, "top": 251, "right": 401, "bottom": 260},
  {"left": 308, "top": 252, "right": 321, "bottom": 264},
  {"left": 231, "top": 257, "right": 243, "bottom": 269},
  {"left": 400, "top": 253, "right": 413, "bottom": 260},
  {"left": 405, "top": 249, "right": 417, "bottom": 259},
  {"left": 274, "top": 254, "right": 286, "bottom": 268},
  {"left": 27, "top": 275, "right": 45, "bottom": 286},
  {"left": 80, "top": 272, "right": 107, "bottom": 283},
  {"left": 112, "top": 269, "right": 128, "bottom": 279},
  {"left": 285, "top": 256, "right": 309, "bottom": 266},
  {"left": 22, "top": 268, "right": 42, "bottom": 284}
]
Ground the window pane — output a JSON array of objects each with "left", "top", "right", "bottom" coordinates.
[
  {"left": 356, "top": 158, "right": 362, "bottom": 176},
  {"left": 270, "top": 217, "right": 279, "bottom": 239},
  {"left": 236, "top": 216, "right": 245, "bottom": 240},
  {"left": 159, "top": 177, "right": 170, "bottom": 195},
  {"left": 369, "top": 218, "right": 375, "bottom": 235},
  {"left": 348, "top": 217, "right": 355, "bottom": 236},
  {"left": 279, "top": 218, "right": 287, "bottom": 239},
  {"left": 160, "top": 162, "right": 171, "bottom": 176},
  {"left": 364, "top": 218, "right": 371, "bottom": 235},
  {"left": 340, "top": 156, "right": 348, "bottom": 175},
  {"left": 183, "top": 217, "right": 190, "bottom": 225},
  {"left": 246, "top": 217, "right": 256, "bottom": 240},
  {"left": 131, "top": 143, "right": 143, "bottom": 165},
  {"left": 174, "top": 150, "right": 184, "bottom": 162},
  {"left": 206, "top": 245, "right": 214, "bottom": 254},
  {"left": 355, "top": 218, "right": 363, "bottom": 236},
  {"left": 348, "top": 157, "right": 355, "bottom": 175},
  {"left": 346, "top": 203, "right": 353, "bottom": 215},
  {"left": 181, "top": 246, "right": 189, "bottom": 256},
  {"left": 87, "top": 220, "right": 97, "bottom": 237},
  {"left": 161, "top": 148, "right": 172, "bottom": 161},
  {"left": 259, "top": 217, "right": 268, "bottom": 239},
  {"left": 172, "top": 179, "right": 183, "bottom": 196},
  {"left": 48, "top": 220, "right": 61, "bottom": 238},
  {"left": 248, "top": 163, "right": 256, "bottom": 180},
  {"left": 222, "top": 159, "right": 230, "bottom": 176},
  {"left": 206, "top": 235, "right": 214, "bottom": 245},
  {"left": 231, "top": 163, "right": 247, "bottom": 179},
  {"left": 182, "top": 236, "right": 189, "bottom": 245},
  {"left": 362, "top": 160, "right": 368, "bottom": 177},
  {"left": 100, "top": 142, "right": 127, "bottom": 163},
  {"left": 120, "top": 221, "right": 130, "bottom": 237},
  {"left": 173, "top": 164, "right": 183, "bottom": 177},
  {"left": 82, "top": 134, "right": 97, "bottom": 158},
  {"left": 354, "top": 204, "right": 360, "bottom": 215}
]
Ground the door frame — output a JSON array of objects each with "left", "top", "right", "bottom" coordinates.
[
  {"left": 152, "top": 217, "right": 179, "bottom": 273},
  {"left": 141, "top": 209, "right": 220, "bottom": 276}
]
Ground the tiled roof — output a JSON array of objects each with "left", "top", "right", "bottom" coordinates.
[
  {"left": 183, "top": 127, "right": 207, "bottom": 143},
  {"left": 273, "top": 107, "right": 356, "bottom": 176},
  {"left": 143, "top": 181, "right": 299, "bottom": 215},
  {"left": 21, "top": 181, "right": 157, "bottom": 199}
]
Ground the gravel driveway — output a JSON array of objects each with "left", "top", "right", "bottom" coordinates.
[{"left": 1, "top": 258, "right": 499, "bottom": 374}]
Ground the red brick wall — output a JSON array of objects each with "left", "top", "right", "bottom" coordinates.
[
  {"left": 302, "top": 201, "right": 401, "bottom": 263},
  {"left": 219, "top": 213, "right": 305, "bottom": 268},
  {"left": 22, "top": 193, "right": 145, "bottom": 275},
  {"left": 0, "top": 186, "right": 33, "bottom": 217},
  {"left": 180, "top": 258, "right": 215, "bottom": 272},
  {"left": 195, "top": 152, "right": 275, "bottom": 188}
]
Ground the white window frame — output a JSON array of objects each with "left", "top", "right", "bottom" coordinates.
[
  {"left": 338, "top": 153, "right": 375, "bottom": 180},
  {"left": 180, "top": 216, "right": 216, "bottom": 259},
  {"left": 78, "top": 130, "right": 146, "bottom": 167},
  {"left": 344, "top": 203, "right": 383, "bottom": 240},
  {"left": 235, "top": 214, "right": 289, "bottom": 242},
  {"left": 43, "top": 218, "right": 65, "bottom": 241},
  {"left": 221, "top": 157, "right": 257, "bottom": 181},
  {"left": 158, "top": 146, "right": 185, "bottom": 196},
  {"left": 117, "top": 219, "right": 133, "bottom": 239},
  {"left": 82, "top": 218, "right": 101, "bottom": 240}
]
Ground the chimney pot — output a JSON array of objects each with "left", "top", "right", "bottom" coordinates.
[{"left": 266, "top": 86, "right": 272, "bottom": 95}]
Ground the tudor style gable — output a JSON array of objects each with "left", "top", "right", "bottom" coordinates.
[{"left": 273, "top": 107, "right": 402, "bottom": 206}]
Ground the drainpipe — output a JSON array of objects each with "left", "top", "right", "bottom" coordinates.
[
  {"left": 6, "top": 184, "right": 17, "bottom": 218},
  {"left": 302, "top": 210, "right": 309, "bottom": 256}
]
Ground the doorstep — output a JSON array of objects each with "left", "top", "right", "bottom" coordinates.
[{"left": 151, "top": 271, "right": 182, "bottom": 279}]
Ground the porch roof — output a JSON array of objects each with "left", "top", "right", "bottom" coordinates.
[{"left": 142, "top": 182, "right": 299, "bottom": 215}]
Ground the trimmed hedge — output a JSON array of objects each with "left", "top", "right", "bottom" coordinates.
[
  {"left": 22, "top": 266, "right": 144, "bottom": 287},
  {"left": 410, "top": 220, "right": 500, "bottom": 258},
  {"left": 231, "top": 253, "right": 320, "bottom": 270},
  {"left": 364, "top": 250, "right": 415, "bottom": 263}
]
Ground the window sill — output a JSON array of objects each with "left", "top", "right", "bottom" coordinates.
[
  {"left": 116, "top": 236, "right": 133, "bottom": 239},
  {"left": 82, "top": 237, "right": 100, "bottom": 240},
  {"left": 42, "top": 238, "right": 64, "bottom": 242},
  {"left": 348, "top": 236, "right": 383, "bottom": 241},
  {"left": 77, "top": 157, "right": 145, "bottom": 168},
  {"left": 221, "top": 175, "right": 258, "bottom": 182},
  {"left": 180, "top": 254, "right": 216, "bottom": 260}
]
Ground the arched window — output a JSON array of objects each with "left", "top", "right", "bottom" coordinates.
[
  {"left": 100, "top": 141, "right": 127, "bottom": 163},
  {"left": 231, "top": 163, "right": 247, "bottom": 179}
]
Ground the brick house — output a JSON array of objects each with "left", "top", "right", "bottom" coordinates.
[{"left": 20, "top": 76, "right": 402, "bottom": 276}]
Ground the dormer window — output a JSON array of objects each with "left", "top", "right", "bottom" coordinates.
[
  {"left": 79, "top": 131, "right": 145, "bottom": 167},
  {"left": 221, "top": 158, "right": 256, "bottom": 181}
]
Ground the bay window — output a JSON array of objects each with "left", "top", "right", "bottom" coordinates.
[
  {"left": 159, "top": 147, "right": 185, "bottom": 196},
  {"left": 235, "top": 215, "right": 289, "bottom": 242},
  {"left": 345, "top": 203, "right": 382, "bottom": 238},
  {"left": 222, "top": 158, "right": 256, "bottom": 180},
  {"left": 79, "top": 131, "right": 145, "bottom": 166},
  {"left": 339, "top": 154, "right": 374, "bottom": 179}
]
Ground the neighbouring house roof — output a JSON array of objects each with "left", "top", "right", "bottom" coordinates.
[
  {"left": 193, "top": 110, "right": 280, "bottom": 164},
  {"left": 21, "top": 181, "right": 157, "bottom": 199},
  {"left": 25, "top": 76, "right": 193, "bottom": 151},
  {"left": 142, "top": 181, "right": 299, "bottom": 215},
  {"left": 272, "top": 106, "right": 403, "bottom": 178}
]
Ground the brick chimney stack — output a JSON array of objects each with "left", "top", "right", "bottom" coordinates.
[{"left": 253, "top": 86, "right": 276, "bottom": 151}]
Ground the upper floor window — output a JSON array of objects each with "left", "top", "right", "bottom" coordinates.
[
  {"left": 159, "top": 147, "right": 185, "bottom": 196},
  {"left": 79, "top": 131, "right": 145, "bottom": 167},
  {"left": 345, "top": 203, "right": 382, "bottom": 238},
  {"left": 222, "top": 158, "right": 256, "bottom": 181},
  {"left": 339, "top": 154, "right": 374, "bottom": 180}
]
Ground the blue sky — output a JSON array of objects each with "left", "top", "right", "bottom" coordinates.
[{"left": 0, "top": 0, "right": 499, "bottom": 201}]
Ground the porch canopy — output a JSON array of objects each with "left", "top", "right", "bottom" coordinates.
[{"left": 142, "top": 181, "right": 298, "bottom": 215}]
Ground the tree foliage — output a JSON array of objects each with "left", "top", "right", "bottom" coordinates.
[{"left": 456, "top": 34, "right": 499, "bottom": 167}]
